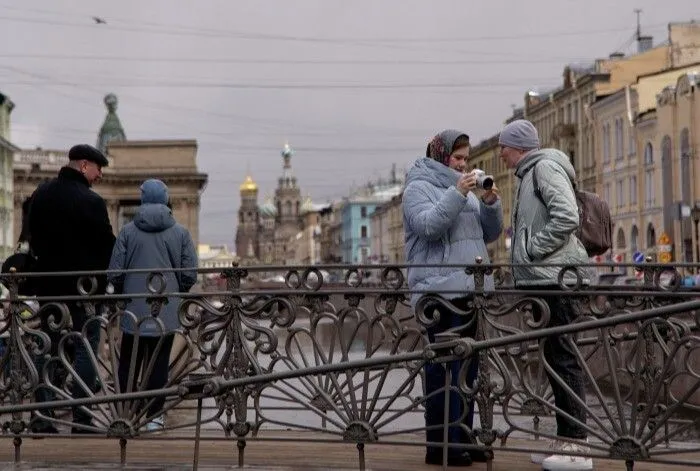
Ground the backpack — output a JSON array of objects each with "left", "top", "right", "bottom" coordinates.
[{"left": 532, "top": 163, "right": 612, "bottom": 257}]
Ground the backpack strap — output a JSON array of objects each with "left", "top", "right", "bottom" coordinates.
[
  {"left": 532, "top": 161, "right": 577, "bottom": 207},
  {"left": 531, "top": 164, "right": 545, "bottom": 206}
]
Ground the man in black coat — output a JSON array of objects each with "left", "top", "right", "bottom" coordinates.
[{"left": 28, "top": 144, "right": 116, "bottom": 433}]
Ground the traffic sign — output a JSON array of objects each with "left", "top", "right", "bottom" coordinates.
[
  {"left": 659, "top": 252, "right": 672, "bottom": 263},
  {"left": 658, "top": 232, "right": 671, "bottom": 245},
  {"left": 633, "top": 251, "right": 645, "bottom": 263}
]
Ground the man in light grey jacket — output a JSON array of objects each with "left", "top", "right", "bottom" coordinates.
[{"left": 499, "top": 120, "right": 592, "bottom": 471}]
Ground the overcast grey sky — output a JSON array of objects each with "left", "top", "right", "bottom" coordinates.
[{"left": 1, "top": 0, "right": 697, "bottom": 247}]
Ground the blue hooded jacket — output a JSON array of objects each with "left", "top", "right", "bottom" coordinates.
[
  {"left": 403, "top": 157, "right": 503, "bottom": 306},
  {"left": 108, "top": 180, "right": 198, "bottom": 335}
]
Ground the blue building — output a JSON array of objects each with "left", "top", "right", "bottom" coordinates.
[{"left": 340, "top": 183, "right": 402, "bottom": 264}]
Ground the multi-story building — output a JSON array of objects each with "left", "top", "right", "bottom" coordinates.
[
  {"left": 13, "top": 94, "right": 208, "bottom": 247},
  {"left": 319, "top": 202, "right": 343, "bottom": 263},
  {"left": 520, "top": 22, "right": 700, "bottom": 196},
  {"left": 288, "top": 197, "right": 327, "bottom": 265},
  {"left": 340, "top": 182, "right": 402, "bottom": 264},
  {"left": 655, "top": 72, "right": 700, "bottom": 263},
  {"left": 0, "top": 92, "right": 18, "bottom": 261},
  {"left": 470, "top": 21, "right": 700, "bottom": 265},
  {"left": 369, "top": 193, "right": 404, "bottom": 264},
  {"left": 591, "top": 65, "right": 700, "bottom": 263},
  {"left": 468, "top": 135, "right": 510, "bottom": 263}
]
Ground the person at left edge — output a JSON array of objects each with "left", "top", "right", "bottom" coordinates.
[{"left": 27, "top": 143, "right": 116, "bottom": 434}]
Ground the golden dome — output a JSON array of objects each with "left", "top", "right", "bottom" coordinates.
[{"left": 239, "top": 175, "right": 258, "bottom": 192}]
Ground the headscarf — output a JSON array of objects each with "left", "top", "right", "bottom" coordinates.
[{"left": 426, "top": 129, "right": 469, "bottom": 166}]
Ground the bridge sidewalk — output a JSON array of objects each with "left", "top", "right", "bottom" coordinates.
[{"left": 1, "top": 433, "right": 699, "bottom": 470}]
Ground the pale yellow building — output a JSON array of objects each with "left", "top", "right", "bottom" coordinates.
[
  {"left": 291, "top": 197, "right": 325, "bottom": 265},
  {"left": 520, "top": 22, "right": 700, "bottom": 195},
  {"left": 591, "top": 65, "right": 700, "bottom": 263},
  {"left": 369, "top": 193, "right": 404, "bottom": 264},
  {"left": 468, "top": 135, "right": 512, "bottom": 263}
]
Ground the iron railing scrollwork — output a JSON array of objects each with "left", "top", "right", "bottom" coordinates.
[{"left": 0, "top": 261, "right": 698, "bottom": 471}]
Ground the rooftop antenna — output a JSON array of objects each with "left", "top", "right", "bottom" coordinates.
[{"left": 634, "top": 9, "right": 642, "bottom": 40}]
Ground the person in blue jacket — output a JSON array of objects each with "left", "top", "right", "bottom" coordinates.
[
  {"left": 403, "top": 130, "right": 502, "bottom": 466},
  {"left": 108, "top": 179, "right": 198, "bottom": 431}
]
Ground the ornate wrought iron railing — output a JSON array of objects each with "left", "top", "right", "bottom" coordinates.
[{"left": 0, "top": 261, "right": 699, "bottom": 471}]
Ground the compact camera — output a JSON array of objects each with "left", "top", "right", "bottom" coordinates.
[{"left": 472, "top": 169, "right": 494, "bottom": 190}]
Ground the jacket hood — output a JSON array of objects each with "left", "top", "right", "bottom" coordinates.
[
  {"left": 515, "top": 148, "right": 576, "bottom": 181},
  {"left": 133, "top": 203, "right": 176, "bottom": 233},
  {"left": 406, "top": 157, "right": 462, "bottom": 189}
]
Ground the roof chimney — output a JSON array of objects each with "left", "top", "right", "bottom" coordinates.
[{"left": 638, "top": 35, "right": 653, "bottom": 53}]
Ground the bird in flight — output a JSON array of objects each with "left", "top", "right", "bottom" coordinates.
[{"left": 92, "top": 16, "right": 107, "bottom": 24}]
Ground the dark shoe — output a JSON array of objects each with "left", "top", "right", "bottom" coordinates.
[
  {"left": 29, "top": 418, "right": 59, "bottom": 438},
  {"left": 467, "top": 448, "right": 492, "bottom": 462},
  {"left": 425, "top": 451, "right": 473, "bottom": 466},
  {"left": 71, "top": 423, "right": 98, "bottom": 434}
]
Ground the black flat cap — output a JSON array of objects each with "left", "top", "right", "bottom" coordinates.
[{"left": 68, "top": 144, "right": 109, "bottom": 167}]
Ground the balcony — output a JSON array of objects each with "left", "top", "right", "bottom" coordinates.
[{"left": 553, "top": 123, "right": 577, "bottom": 140}]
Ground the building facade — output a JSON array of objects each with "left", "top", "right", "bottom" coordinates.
[
  {"left": 341, "top": 183, "right": 402, "bottom": 264},
  {"left": 234, "top": 144, "right": 316, "bottom": 265},
  {"left": 591, "top": 66, "right": 700, "bottom": 263},
  {"left": 0, "top": 92, "right": 18, "bottom": 261},
  {"left": 13, "top": 94, "right": 208, "bottom": 247}
]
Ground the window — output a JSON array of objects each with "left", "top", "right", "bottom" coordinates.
[
  {"left": 629, "top": 175, "right": 637, "bottom": 205},
  {"left": 615, "top": 118, "right": 624, "bottom": 161},
  {"left": 361, "top": 225, "right": 367, "bottom": 238},
  {"left": 644, "top": 170, "right": 654, "bottom": 207},
  {"left": 646, "top": 224, "right": 656, "bottom": 249},
  {"left": 616, "top": 179, "right": 624, "bottom": 208},
  {"left": 644, "top": 142, "right": 653, "bottom": 165},
  {"left": 603, "top": 123, "right": 611, "bottom": 164},
  {"left": 628, "top": 125, "right": 636, "bottom": 157},
  {"left": 604, "top": 183, "right": 611, "bottom": 202},
  {"left": 631, "top": 225, "right": 639, "bottom": 252},
  {"left": 360, "top": 206, "right": 367, "bottom": 218},
  {"left": 661, "top": 135, "right": 673, "bottom": 232},
  {"left": 680, "top": 128, "right": 691, "bottom": 204}
]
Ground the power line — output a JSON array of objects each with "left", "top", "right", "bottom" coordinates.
[
  {"left": 0, "top": 53, "right": 607, "bottom": 65},
  {"left": 2, "top": 78, "right": 554, "bottom": 90},
  {"left": 0, "top": 11, "right": 665, "bottom": 44}
]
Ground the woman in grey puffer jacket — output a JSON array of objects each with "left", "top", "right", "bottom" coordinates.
[
  {"left": 403, "top": 130, "right": 502, "bottom": 465},
  {"left": 108, "top": 179, "right": 198, "bottom": 431}
]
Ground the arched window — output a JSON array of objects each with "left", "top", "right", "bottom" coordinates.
[
  {"left": 644, "top": 142, "right": 653, "bottom": 165},
  {"left": 646, "top": 223, "right": 656, "bottom": 249},
  {"left": 680, "top": 128, "right": 691, "bottom": 203},
  {"left": 630, "top": 225, "right": 639, "bottom": 253},
  {"left": 616, "top": 227, "right": 626, "bottom": 251}
]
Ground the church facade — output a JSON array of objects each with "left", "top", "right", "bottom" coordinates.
[{"left": 235, "top": 144, "right": 305, "bottom": 265}]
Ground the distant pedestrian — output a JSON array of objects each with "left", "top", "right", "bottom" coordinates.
[
  {"left": 28, "top": 143, "right": 115, "bottom": 434},
  {"left": 108, "top": 179, "right": 197, "bottom": 431}
]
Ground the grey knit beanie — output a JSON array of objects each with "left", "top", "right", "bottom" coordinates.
[{"left": 498, "top": 119, "right": 540, "bottom": 151}]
